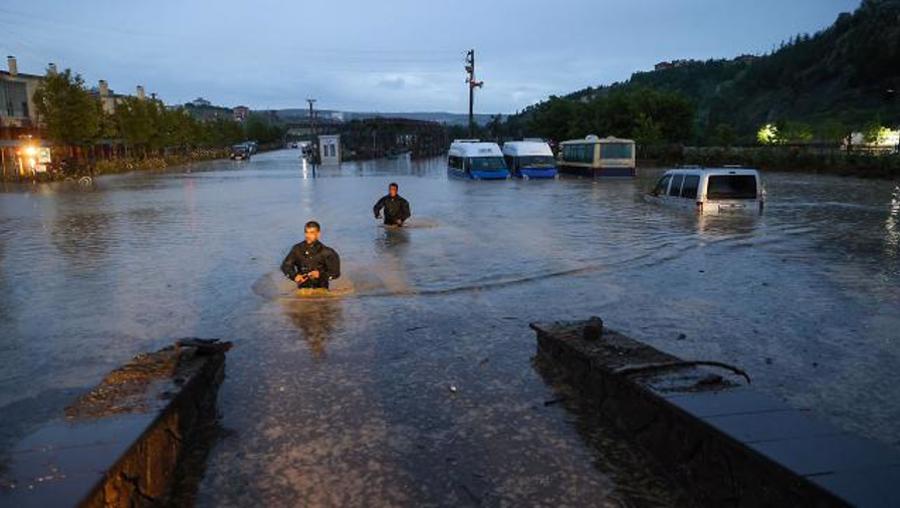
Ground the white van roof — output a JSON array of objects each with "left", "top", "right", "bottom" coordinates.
[
  {"left": 449, "top": 141, "right": 503, "bottom": 157},
  {"left": 664, "top": 167, "right": 760, "bottom": 177},
  {"left": 502, "top": 141, "right": 553, "bottom": 157}
]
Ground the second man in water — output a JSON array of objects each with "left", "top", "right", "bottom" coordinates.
[{"left": 373, "top": 182, "right": 411, "bottom": 227}]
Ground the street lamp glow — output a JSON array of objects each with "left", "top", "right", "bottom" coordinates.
[{"left": 757, "top": 124, "right": 779, "bottom": 145}]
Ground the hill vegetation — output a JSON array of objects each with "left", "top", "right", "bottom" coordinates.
[{"left": 502, "top": 0, "right": 900, "bottom": 146}]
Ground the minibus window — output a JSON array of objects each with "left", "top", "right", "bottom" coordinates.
[
  {"left": 600, "top": 143, "right": 633, "bottom": 159},
  {"left": 652, "top": 175, "right": 671, "bottom": 196},
  {"left": 681, "top": 175, "right": 700, "bottom": 199},
  {"left": 707, "top": 175, "right": 758, "bottom": 200},
  {"left": 468, "top": 157, "right": 507, "bottom": 171},
  {"left": 449, "top": 156, "right": 461, "bottom": 169},
  {"left": 668, "top": 174, "right": 684, "bottom": 197}
]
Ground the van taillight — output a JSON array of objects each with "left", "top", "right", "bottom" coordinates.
[{"left": 696, "top": 201, "right": 703, "bottom": 213}]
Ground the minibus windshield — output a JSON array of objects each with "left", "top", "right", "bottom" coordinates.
[
  {"left": 517, "top": 156, "right": 556, "bottom": 167},
  {"left": 468, "top": 157, "right": 507, "bottom": 171}
]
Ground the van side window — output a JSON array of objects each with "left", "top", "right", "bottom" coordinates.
[
  {"left": 668, "top": 174, "right": 684, "bottom": 197},
  {"left": 653, "top": 175, "right": 671, "bottom": 196},
  {"left": 681, "top": 175, "right": 700, "bottom": 199},
  {"left": 448, "top": 156, "right": 459, "bottom": 169}
]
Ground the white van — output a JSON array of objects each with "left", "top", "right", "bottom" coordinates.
[
  {"left": 447, "top": 140, "right": 510, "bottom": 180},
  {"left": 646, "top": 167, "right": 765, "bottom": 214},
  {"left": 501, "top": 140, "right": 558, "bottom": 179}
]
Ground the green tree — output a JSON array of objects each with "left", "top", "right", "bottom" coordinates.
[
  {"left": 113, "top": 97, "right": 159, "bottom": 154},
  {"left": 711, "top": 123, "right": 737, "bottom": 146},
  {"left": 32, "top": 68, "right": 99, "bottom": 147}
]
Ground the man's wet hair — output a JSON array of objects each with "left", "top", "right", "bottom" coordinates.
[
  {"left": 305, "top": 221, "right": 321, "bottom": 231},
  {"left": 389, "top": 182, "right": 398, "bottom": 190}
]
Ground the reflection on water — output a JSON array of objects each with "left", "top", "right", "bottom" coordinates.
[
  {"left": 886, "top": 186, "right": 900, "bottom": 258},
  {"left": 2, "top": 150, "right": 899, "bottom": 504},
  {"left": 282, "top": 297, "right": 343, "bottom": 359}
]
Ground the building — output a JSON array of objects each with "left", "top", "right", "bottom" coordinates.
[
  {"left": 233, "top": 105, "right": 249, "bottom": 122},
  {"left": 191, "top": 97, "right": 212, "bottom": 107},
  {"left": 318, "top": 134, "right": 341, "bottom": 165},
  {"left": 90, "top": 81, "right": 148, "bottom": 114},
  {"left": 1, "top": 56, "right": 43, "bottom": 131}
]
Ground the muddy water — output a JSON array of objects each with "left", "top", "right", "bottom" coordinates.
[{"left": 1, "top": 150, "right": 898, "bottom": 505}]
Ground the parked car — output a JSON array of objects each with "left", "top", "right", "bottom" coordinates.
[
  {"left": 645, "top": 167, "right": 765, "bottom": 214},
  {"left": 230, "top": 144, "right": 251, "bottom": 161}
]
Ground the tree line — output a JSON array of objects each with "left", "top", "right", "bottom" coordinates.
[{"left": 32, "top": 68, "right": 285, "bottom": 157}]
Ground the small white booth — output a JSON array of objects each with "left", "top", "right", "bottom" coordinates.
[{"left": 318, "top": 135, "right": 341, "bottom": 165}]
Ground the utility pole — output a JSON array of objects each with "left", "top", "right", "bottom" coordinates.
[
  {"left": 465, "top": 49, "right": 483, "bottom": 138},
  {"left": 306, "top": 98, "right": 317, "bottom": 163}
]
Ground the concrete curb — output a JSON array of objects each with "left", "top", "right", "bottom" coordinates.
[{"left": 531, "top": 319, "right": 900, "bottom": 507}]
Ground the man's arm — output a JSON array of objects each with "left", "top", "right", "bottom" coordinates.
[
  {"left": 324, "top": 248, "right": 341, "bottom": 280},
  {"left": 280, "top": 246, "right": 299, "bottom": 280},
  {"left": 400, "top": 197, "right": 411, "bottom": 221},
  {"left": 373, "top": 196, "right": 385, "bottom": 218}
]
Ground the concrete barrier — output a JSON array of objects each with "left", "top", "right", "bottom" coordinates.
[
  {"left": 0, "top": 339, "right": 231, "bottom": 507},
  {"left": 531, "top": 318, "right": 900, "bottom": 507}
]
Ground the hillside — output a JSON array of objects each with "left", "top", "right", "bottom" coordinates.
[{"left": 512, "top": 0, "right": 900, "bottom": 144}]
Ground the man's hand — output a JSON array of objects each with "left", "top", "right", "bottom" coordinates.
[
  {"left": 395, "top": 219, "right": 403, "bottom": 227},
  {"left": 294, "top": 274, "right": 307, "bottom": 284},
  {"left": 308, "top": 270, "right": 320, "bottom": 279}
]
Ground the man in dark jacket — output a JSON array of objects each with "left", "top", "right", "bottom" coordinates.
[
  {"left": 280, "top": 221, "right": 341, "bottom": 289},
  {"left": 373, "top": 182, "right": 411, "bottom": 226}
]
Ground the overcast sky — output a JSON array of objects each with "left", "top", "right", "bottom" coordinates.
[{"left": 1, "top": 0, "right": 860, "bottom": 113}]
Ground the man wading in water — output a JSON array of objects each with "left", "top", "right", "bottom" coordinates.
[
  {"left": 373, "top": 182, "right": 411, "bottom": 227},
  {"left": 280, "top": 221, "right": 341, "bottom": 289}
]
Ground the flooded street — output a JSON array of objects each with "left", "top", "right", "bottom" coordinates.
[{"left": 2, "top": 149, "right": 899, "bottom": 505}]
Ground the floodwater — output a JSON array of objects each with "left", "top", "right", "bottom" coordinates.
[{"left": 1, "top": 149, "right": 899, "bottom": 505}]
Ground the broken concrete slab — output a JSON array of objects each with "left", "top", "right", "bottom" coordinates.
[
  {"left": 531, "top": 319, "right": 900, "bottom": 507},
  {"left": 0, "top": 339, "right": 231, "bottom": 508}
]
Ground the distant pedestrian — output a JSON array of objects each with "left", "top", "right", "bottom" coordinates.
[
  {"left": 280, "top": 221, "right": 341, "bottom": 289},
  {"left": 373, "top": 182, "right": 411, "bottom": 227}
]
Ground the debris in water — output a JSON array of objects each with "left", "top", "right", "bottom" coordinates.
[
  {"left": 544, "top": 397, "right": 568, "bottom": 406},
  {"left": 449, "top": 385, "right": 458, "bottom": 393},
  {"left": 676, "top": 333, "right": 687, "bottom": 341}
]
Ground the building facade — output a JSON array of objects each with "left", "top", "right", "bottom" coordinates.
[{"left": 0, "top": 56, "right": 42, "bottom": 131}]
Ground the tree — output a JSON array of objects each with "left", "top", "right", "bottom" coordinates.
[
  {"left": 113, "top": 97, "right": 159, "bottom": 154},
  {"left": 711, "top": 123, "right": 737, "bottom": 147},
  {"left": 32, "top": 68, "right": 99, "bottom": 147}
]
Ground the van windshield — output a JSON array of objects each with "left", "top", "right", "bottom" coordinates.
[
  {"left": 517, "top": 155, "right": 556, "bottom": 167},
  {"left": 468, "top": 157, "right": 507, "bottom": 171},
  {"left": 706, "top": 175, "right": 758, "bottom": 200}
]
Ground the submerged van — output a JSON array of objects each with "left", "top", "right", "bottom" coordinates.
[
  {"left": 447, "top": 140, "right": 510, "bottom": 180},
  {"left": 646, "top": 167, "right": 765, "bottom": 214},
  {"left": 501, "top": 140, "right": 558, "bottom": 179}
]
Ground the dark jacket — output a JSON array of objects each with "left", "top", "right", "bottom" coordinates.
[
  {"left": 280, "top": 241, "right": 341, "bottom": 289},
  {"left": 373, "top": 194, "right": 411, "bottom": 225}
]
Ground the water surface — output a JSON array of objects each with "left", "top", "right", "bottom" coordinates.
[{"left": 1, "top": 150, "right": 898, "bottom": 504}]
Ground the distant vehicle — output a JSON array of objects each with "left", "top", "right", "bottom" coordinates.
[
  {"left": 246, "top": 141, "right": 259, "bottom": 154},
  {"left": 502, "top": 140, "right": 558, "bottom": 179},
  {"left": 645, "top": 167, "right": 765, "bottom": 214},
  {"left": 290, "top": 142, "right": 299, "bottom": 149},
  {"left": 230, "top": 144, "right": 252, "bottom": 161},
  {"left": 558, "top": 135, "right": 635, "bottom": 177},
  {"left": 447, "top": 140, "right": 510, "bottom": 180}
]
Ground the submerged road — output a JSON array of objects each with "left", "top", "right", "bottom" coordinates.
[{"left": 1, "top": 149, "right": 898, "bottom": 504}]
